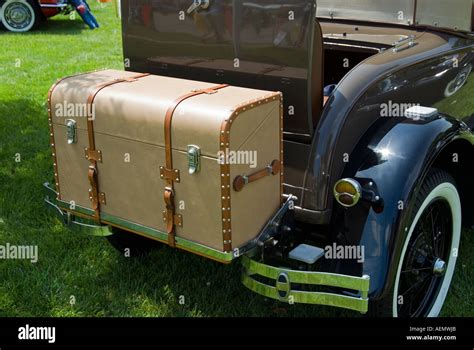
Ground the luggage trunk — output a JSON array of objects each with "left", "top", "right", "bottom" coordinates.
[{"left": 48, "top": 69, "right": 283, "bottom": 262}]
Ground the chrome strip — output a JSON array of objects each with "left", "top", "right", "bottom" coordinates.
[
  {"left": 241, "top": 255, "right": 370, "bottom": 313},
  {"left": 44, "top": 183, "right": 111, "bottom": 236},
  {"left": 43, "top": 182, "right": 234, "bottom": 263},
  {"left": 242, "top": 274, "right": 368, "bottom": 312},
  {"left": 40, "top": 4, "right": 68, "bottom": 8},
  {"left": 100, "top": 212, "right": 234, "bottom": 262},
  {"left": 323, "top": 40, "right": 383, "bottom": 52}
]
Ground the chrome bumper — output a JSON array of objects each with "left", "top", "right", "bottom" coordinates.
[
  {"left": 241, "top": 255, "right": 370, "bottom": 313},
  {"left": 43, "top": 182, "right": 112, "bottom": 237}
]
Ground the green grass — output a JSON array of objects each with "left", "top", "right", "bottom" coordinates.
[{"left": 0, "top": 3, "right": 472, "bottom": 317}]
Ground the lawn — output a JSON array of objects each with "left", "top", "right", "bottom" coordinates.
[{"left": 0, "top": 3, "right": 472, "bottom": 317}]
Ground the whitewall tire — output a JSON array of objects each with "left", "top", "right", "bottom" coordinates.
[
  {"left": 0, "top": 0, "right": 39, "bottom": 32},
  {"left": 369, "top": 169, "right": 462, "bottom": 317}
]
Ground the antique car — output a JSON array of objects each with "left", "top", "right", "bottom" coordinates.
[
  {"left": 44, "top": 0, "right": 474, "bottom": 317},
  {"left": 0, "top": 0, "right": 98, "bottom": 32}
]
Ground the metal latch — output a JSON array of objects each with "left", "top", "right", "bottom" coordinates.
[
  {"left": 187, "top": 145, "right": 201, "bottom": 175},
  {"left": 66, "top": 119, "right": 77, "bottom": 144},
  {"left": 393, "top": 35, "right": 416, "bottom": 53},
  {"left": 187, "top": 0, "right": 210, "bottom": 14}
]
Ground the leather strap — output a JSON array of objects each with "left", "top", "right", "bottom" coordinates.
[
  {"left": 163, "top": 84, "right": 228, "bottom": 247},
  {"left": 88, "top": 166, "right": 99, "bottom": 211},
  {"left": 86, "top": 73, "right": 150, "bottom": 221},
  {"left": 233, "top": 160, "right": 281, "bottom": 192}
]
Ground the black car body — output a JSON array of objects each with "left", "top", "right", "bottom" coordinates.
[{"left": 45, "top": 0, "right": 474, "bottom": 317}]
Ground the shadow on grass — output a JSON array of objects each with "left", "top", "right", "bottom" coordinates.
[
  {"left": 0, "top": 98, "right": 52, "bottom": 226},
  {"left": 95, "top": 243, "right": 353, "bottom": 318},
  {"left": 0, "top": 19, "right": 92, "bottom": 35},
  {"left": 36, "top": 19, "right": 93, "bottom": 35}
]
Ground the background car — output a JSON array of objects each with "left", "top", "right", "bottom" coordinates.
[
  {"left": 0, "top": 0, "right": 67, "bottom": 32},
  {"left": 0, "top": 0, "right": 98, "bottom": 32}
]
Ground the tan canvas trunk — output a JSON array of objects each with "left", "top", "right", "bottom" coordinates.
[{"left": 48, "top": 69, "right": 283, "bottom": 263}]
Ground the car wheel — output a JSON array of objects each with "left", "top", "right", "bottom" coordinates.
[
  {"left": 369, "top": 168, "right": 462, "bottom": 317},
  {"left": 106, "top": 226, "right": 163, "bottom": 257},
  {"left": 0, "top": 0, "right": 41, "bottom": 32}
]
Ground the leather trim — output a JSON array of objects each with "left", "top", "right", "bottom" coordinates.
[
  {"left": 233, "top": 160, "right": 281, "bottom": 192},
  {"left": 88, "top": 165, "right": 99, "bottom": 210},
  {"left": 221, "top": 92, "right": 283, "bottom": 252},
  {"left": 84, "top": 148, "right": 103, "bottom": 162},
  {"left": 159, "top": 166, "right": 180, "bottom": 183},
  {"left": 86, "top": 73, "right": 150, "bottom": 221},
  {"left": 280, "top": 94, "right": 284, "bottom": 205},
  {"left": 162, "top": 84, "right": 229, "bottom": 248},
  {"left": 47, "top": 71, "right": 93, "bottom": 201}
]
